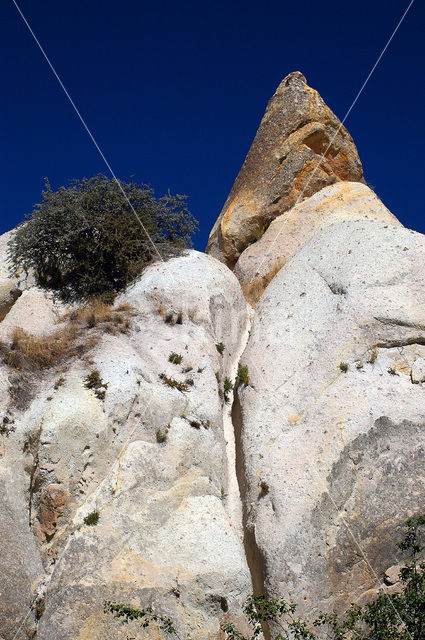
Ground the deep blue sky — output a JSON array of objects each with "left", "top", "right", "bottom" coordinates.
[{"left": 1, "top": 0, "right": 424, "bottom": 250}]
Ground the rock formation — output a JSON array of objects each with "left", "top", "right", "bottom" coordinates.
[
  {"left": 0, "top": 251, "right": 252, "bottom": 639},
  {"left": 206, "top": 71, "right": 364, "bottom": 268},
  {"left": 233, "top": 181, "right": 401, "bottom": 306},
  {"left": 2, "top": 72, "right": 425, "bottom": 640},
  {"left": 238, "top": 219, "right": 425, "bottom": 622}
]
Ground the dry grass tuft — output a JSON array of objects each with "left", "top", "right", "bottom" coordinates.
[
  {"left": 0, "top": 301, "right": 137, "bottom": 409},
  {"left": 68, "top": 300, "right": 136, "bottom": 334},
  {"left": 2, "top": 326, "right": 84, "bottom": 371}
]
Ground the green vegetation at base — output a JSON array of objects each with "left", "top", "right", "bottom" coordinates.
[{"left": 105, "top": 515, "right": 425, "bottom": 639}]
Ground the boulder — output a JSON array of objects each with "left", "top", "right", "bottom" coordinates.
[
  {"left": 0, "top": 288, "right": 67, "bottom": 340},
  {"left": 0, "top": 230, "right": 36, "bottom": 323},
  {"left": 206, "top": 71, "right": 364, "bottom": 267},
  {"left": 0, "top": 231, "right": 22, "bottom": 322},
  {"left": 238, "top": 219, "right": 425, "bottom": 623},
  {"left": 234, "top": 182, "right": 401, "bottom": 306}
]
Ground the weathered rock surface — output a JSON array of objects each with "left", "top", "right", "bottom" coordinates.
[
  {"left": 0, "top": 250, "right": 252, "bottom": 639},
  {"left": 234, "top": 181, "right": 401, "bottom": 306},
  {"left": 238, "top": 219, "right": 425, "bottom": 623},
  {"left": 3, "top": 72, "right": 425, "bottom": 640},
  {"left": 0, "top": 231, "right": 25, "bottom": 322},
  {"left": 0, "top": 288, "right": 65, "bottom": 339},
  {"left": 206, "top": 71, "right": 364, "bottom": 267},
  {"left": 411, "top": 357, "right": 425, "bottom": 384}
]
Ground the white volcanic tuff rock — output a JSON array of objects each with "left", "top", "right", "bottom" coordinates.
[
  {"left": 0, "top": 251, "right": 252, "bottom": 640},
  {"left": 238, "top": 219, "right": 425, "bottom": 622},
  {"left": 0, "top": 463, "right": 44, "bottom": 640},
  {"left": 206, "top": 71, "right": 364, "bottom": 267},
  {"left": 411, "top": 357, "right": 425, "bottom": 383},
  {"left": 0, "top": 231, "right": 21, "bottom": 321},
  {"left": 0, "top": 230, "right": 35, "bottom": 322},
  {"left": 0, "top": 288, "right": 66, "bottom": 339},
  {"left": 234, "top": 181, "right": 402, "bottom": 306}
]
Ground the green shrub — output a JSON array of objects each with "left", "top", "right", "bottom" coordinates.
[
  {"left": 259, "top": 480, "right": 269, "bottom": 496},
  {"left": 215, "top": 342, "right": 225, "bottom": 355},
  {"left": 339, "top": 362, "right": 349, "bottom": 373},
  {"left": 237, "top": 364, "right": 250, "bottom": 386},
  {"left": 8, "top": 175, "right": 198, "bottom": 302},
  {"left": 156, "top": 428, "right": 168, "bottom": 443},
  {"left": 84, "top": 370, "right": 108, "bottom": 399},
  {"left": 223, "top": 377, "right": 234, "bottom": 403},
  {"left": 223, "top": 377, "right": 234, "bottom": 393},
  {"left": 168, "top": 352, "right": 183, "bottom": 365},
  {"left": 83, "top": 510, "right": 99, "bottom": 526}
]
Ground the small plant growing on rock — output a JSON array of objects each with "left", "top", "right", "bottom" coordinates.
[
  {"left": 2, "top": 326, "right": 80, "bottom": 371},
  {"left": 84, "top": 370, "right": 103, "bottom": 388},
  {"left": 237, "top": 364, "right": 250, "bottom": 386},
  {"left": 259, "top": 480, "right": 269, "bottom": 496},
  {"left": 339, "top": 362, "right": 349, "bottom": 373},
  {"left": 388, "top": 366, "right": 398, "bottom": 376},
  {"left": 54, "top": 376, "right": 65, "bottom": 390},
  {"left": 104, "top": 601, "right": 177, "bottom": 636},
  {"left": 156, "top": 428, "right": 168, "bottom": 443},
  {"left": 367, "top": 345, "right": 378, "bottom": 364},
  {"left": 83, "top": 510, "right": 100, "bottom": 526},
  {"left": 220, "top": 487, "right": 227, "bottom": 501},
  {"left": 223, "top": 377, "right": 234, "bottom": 403},
  {"left": 0, "top": 415, "right": 15, "bottom": 436},
  {"left": 84, "top": 370, "right": 108, "bottom": 399},
  {"left": 168, "top": 352, "right": 183, "bottom": 365},
  {"left": 216, "top": 342, "right": 225, "bottom": 355},
  {"left": 159, "top": 374, "right": 189, "bottom": 393}
]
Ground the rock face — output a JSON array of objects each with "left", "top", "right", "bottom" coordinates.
[
  {"left": 206, "top": 71, "right": 364, "bottom": 267},
  {"left": 234, "top": 181, "right": 402, "bottom": 306},
  {"left": 238, "top": 220, "right": 425, "bottom": 621},
  {"left": 0, "top": 231, "right": 31, "bottom": 322},
  {"left": 2, "top": 73, "right": 425, "bottom": 640},
  {"left": 0, "top": 251, "right": 252, "bottom": 640}
]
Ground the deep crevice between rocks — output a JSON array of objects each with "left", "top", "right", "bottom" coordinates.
[{"left": 232, "top": 386, "right": 271, "bottom": 640}]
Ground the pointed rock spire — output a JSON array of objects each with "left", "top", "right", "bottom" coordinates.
[{"left": 206, "top": 71, "right": 364, "bottom": 267}]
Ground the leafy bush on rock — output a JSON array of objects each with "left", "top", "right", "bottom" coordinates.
[{"left": 8, "top": 174, "right": 198, "bottom": 302}]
